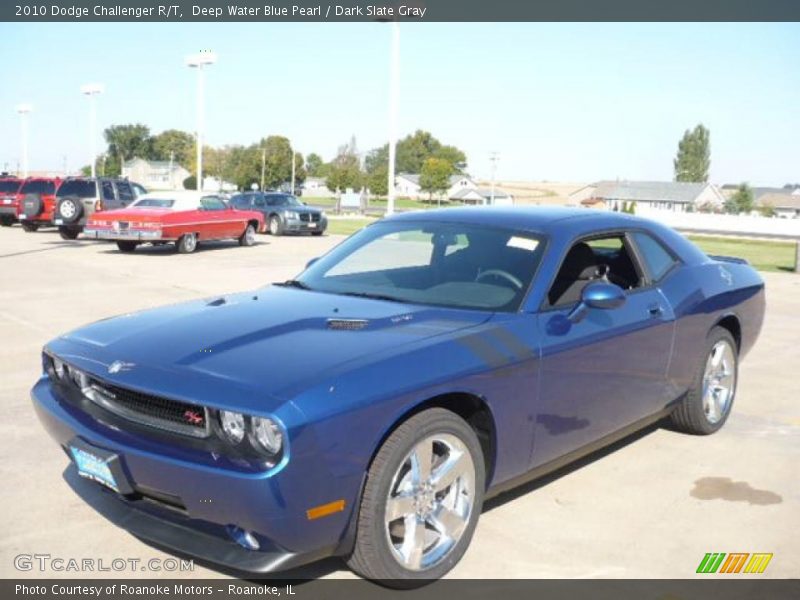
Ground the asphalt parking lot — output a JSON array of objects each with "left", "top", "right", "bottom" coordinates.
[{"left": 0, "top": 225, "right": 797, "bottom": 579}]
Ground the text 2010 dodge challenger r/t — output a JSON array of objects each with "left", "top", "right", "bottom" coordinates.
[{"left": 32, "top": 207, "right": 764, "bottom": 582}]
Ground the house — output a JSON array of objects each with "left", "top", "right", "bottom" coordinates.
[
  {"left": 122, "top": 157, "right": 190, "bottom": 191},
  {"left": 302, "top": 176, "right": 332, "bottom": 197},
  {"left": 571, "top": 180, "right": 726, "bottom": 212},
  {"left": 758, "top": 193, "right": 800, "bottom": 219},
  {"left": 393, "top": 173, "right": 478, "bottom": 200}
]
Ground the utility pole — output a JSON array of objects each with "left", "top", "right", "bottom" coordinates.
[
  {"left": 260, "top": 147, "right": 266, "bottom": 191},
  {"left": 291, "top": 150, "right": 296, "bottom": 195},
  {"left": 489, "top": 151, "right": 499, "bottom": 206},
  {"left": 169, "top": 151, "right": 175, "bottom": 189},
  {"left": 386, "top": 21, "right": 400, "bottom": 215}
]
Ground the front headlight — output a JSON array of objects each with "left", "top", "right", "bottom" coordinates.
[
  {"left": 251, "top": 416, "right": 283, "bottom": 454},
  {"left": 53, "top": 357, "right": 66, "bottom": 380},
  {"left": 219, "top": 410, "right": 246, "bottom": 444},
  {"left": 285, "top": 211, "right": 299, "bottom": 220}
]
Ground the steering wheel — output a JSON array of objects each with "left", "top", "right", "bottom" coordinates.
[{"left": 475, "top": 269, "right": 523, "bottom": 290}]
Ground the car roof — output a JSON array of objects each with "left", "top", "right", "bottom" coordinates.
[
  {"left": 385, "top": 205, "right": 644, "bottom": 234},
  {"left": 134, "top": 190, "right": 222, "bottom": 210}
]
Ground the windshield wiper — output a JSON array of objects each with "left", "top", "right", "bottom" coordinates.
[
  {"left": 274, "top": 279, "right": 313, "bottom": 290},
  {"left": 340, "top": 291, "right": 407, "bottom": 303}
]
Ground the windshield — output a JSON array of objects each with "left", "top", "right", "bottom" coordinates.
[
  {"left": 56, "top": 180, "right": 97, "bottom": 198},
  {"left": 296, "top": 221, "right": 545, "bottom": 312},
  {"left": 0, "top": 180, "right": 20, "bottom": 193},
  {"left": 132, "top": 198, "right": 175, "bottom": 208},
  {"left": 20, "top": 180, "right": 56, "bottom": 195}
]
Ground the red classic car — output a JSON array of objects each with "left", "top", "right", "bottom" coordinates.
[{"left": 82, "top": 191, "right": 266, "bottom": 253}]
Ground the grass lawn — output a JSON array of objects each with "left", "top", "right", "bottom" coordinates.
[
  {"left": 687, "top": 235, "right": 797, "bottom": 273},
  {"left": 326, "top": 218, "right": 377, "bottom": 236}
]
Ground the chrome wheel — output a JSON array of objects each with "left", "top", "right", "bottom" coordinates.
[
  {"left": 183, "top": 233, "right": 197, "bottom": 252},
  {"left": 245, "top": 225, "right": 255, "bottom": 244},
  {"left": 702, "top": 340, "right": 736, "bottom": 424},
  {"left": 384, "top": 434, "right": 475, "bottom": 571}
]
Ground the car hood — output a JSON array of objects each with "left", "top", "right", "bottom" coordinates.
[{"left": 47, "top": 287, "right": 490, "bottom": 414}]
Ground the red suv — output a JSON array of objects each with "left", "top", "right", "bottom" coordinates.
[
  {"left": 16, "top": 177, "right": 62, "bottom": 232},
  {"left": 0, "top": 177, "right": 23, "bottom": 226}
]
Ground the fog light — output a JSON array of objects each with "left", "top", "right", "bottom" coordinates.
[{"left": 226, "top": 525, "right": 260, "bottom": 551}]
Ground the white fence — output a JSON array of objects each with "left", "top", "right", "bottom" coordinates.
[{"left": 637, "top": 207, "right": 800, "bottom": 239}]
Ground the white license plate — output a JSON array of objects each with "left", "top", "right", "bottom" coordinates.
[
  {"left": 54, "top": 219, "right": 63, "bottom": 225},
  {"left": 307, "top": 222, "right": 317, "bottom": 228},
  {"left": 2, "top": 198, "right": 10, "bottom": 205},
  {"left": 19, "top": 214, "right": 26, "bottom": 220}
]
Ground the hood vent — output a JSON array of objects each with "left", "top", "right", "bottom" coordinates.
[{"left": 327, "top": 318, "right": 369, "bottom": 331}]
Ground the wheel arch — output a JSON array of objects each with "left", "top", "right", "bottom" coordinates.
[{"left": 713, "top": 313, "right": 742, "bottom": 353}]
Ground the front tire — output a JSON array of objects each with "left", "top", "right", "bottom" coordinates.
[
  {"left": 268, "top": 215, "right": 283, "bottom": 236},
  {"left": 670, "top": 326, "right": 738, "bottom": 435},
  {"left": 347, "top": 408, "right": 485, "bottom": 584},
  {"left": 177, "top": 233, "right": 198, "bottom": 254},
  {"left": 116, "top": 241, "right": 137, "bottom": 253}
]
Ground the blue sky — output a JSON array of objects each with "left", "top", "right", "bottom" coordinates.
[{"left": 1, "top": 22, "right": 798, "bottom": 185}]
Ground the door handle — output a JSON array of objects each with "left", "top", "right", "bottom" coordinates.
[{"left": 648, "top": 304, "right": 664, "bottom": 317}]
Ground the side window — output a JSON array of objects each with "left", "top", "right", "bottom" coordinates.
[
  {"left": 200, "top": 196, "right": 226, "bottom": 211},
  {"left": 101, "top": 181, "right": 115, "bottom": 201},
  {"left": 254, "top": 196, "right": 266, "bottom": 207},
  {"left": 117, "top": 181, "right": 134, "bottom": 204},
  {"left": 230, "top": 195, "right": 245, "bottom": 208},
  {"left": 548, "top": 234, "right": 642, "bottom": 306},
  {"left": 631, "top": 232, "right": 677, "bottom": 282}
]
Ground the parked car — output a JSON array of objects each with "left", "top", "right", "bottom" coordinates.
[
  {"left": 32, "top": 208, "right": 764, "bottom": 582},
  {"left": 0, "top": 177, "right": 23, "bottom": 226},
  {"left": 54, "top": 177, "right": 147, "bottom": 239},
  {"left": 16, "top": 177, "right": 62, "bottom": 231},
  {"left": 82, "top": 190, "right": 265, "bottom": 253},
  {"left": 230, "top": 192, "right": 326, "bottom": 236}
]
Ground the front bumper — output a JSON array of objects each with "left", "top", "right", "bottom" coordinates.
[
  {"left": 283, "top": 217, "right": 328, "bottom": 233},
  {"left": 31, "top": 377, "right": 356, "bottom": 572},
  {"left": 83, "top": 228, "right": 166, "bottom": 242}
]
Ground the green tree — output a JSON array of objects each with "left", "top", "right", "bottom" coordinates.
[
  {"left": 367, "top": 164, "right": 388, "bottom": 196},
  {"left": 306, "top": 153, "right": 325, "bottom": 177},
  {"left": 104, "top": 123, "right": 152, "bottom": 175},
  {"left": 150, "top": 129, "right": 195, "bottom": 167},
  {"left": 419, "top": 157, "right": 453, "bottom": 201},
  {"left": 724, "top": 183, "right": 754, "bottom": 214},
  {"left": 674, "top": 124, "right": 711, "bottom": 182},
  {"left": 366, "top": 131, "right": 468, "bottom": 176},
  {"left": 326, "top": 140, "right": 363, "bottom": 192}
]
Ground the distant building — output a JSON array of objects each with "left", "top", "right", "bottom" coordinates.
[
  {"left": 394, "top": 173, "right": 478, "bottom": 200},
  {"left": 122, "top": 157, "right": 190, "bottom": 190},
  {"left": 758, "top": 193, "right": 800, "bottom": 219},
  {"left": 571, "top": 180, "right": 726, "bottom": 212},
  {"left": 302, "top": 176, "right": 333, "bottom": 197}
]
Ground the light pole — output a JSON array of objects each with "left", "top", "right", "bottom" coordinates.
[
  {"left": 489, "top": 151, "right": 499, "bottom": 206},
  {"left": 291, "top": 149, "right": 296, "bottom": 195},
  {"left": 81, "top": 83, "right": 104, "bottom": 178},
  {"left": 185, "top": 50, "right": 217, "bottom": 191},
  {"left": 386, "top": 21, "right": 400, "bottom": 215},
  {"left": 15, "top": 104, "right": 32, "bottom": 178}
]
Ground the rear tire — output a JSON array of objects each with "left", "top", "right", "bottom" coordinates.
[
  {"left": 239, "top": 224, "right": 256, "bottom": 246},
  {"left": 116, "top": 241, "right": 137, "bottom": 253},
  {"left": 0, "top": 216, "right": 13, "bottom": 227},
  {"left": 21, "top": 222, "right": 39, "bottom": 233},
  {"left": 347, "top": 408, "right": 485, "bottom": 584},
  {"left": 56, "top": 196, "right": 83, "bottom": 224},
  {"left": 58, "top": 227, "right": 80, "bottom": 240},
  {"left": 177, "top": 233, "right": 198, "bottom": 254},
  {"left": 670, "top": 326, "right": 738, "bottom": 435}
]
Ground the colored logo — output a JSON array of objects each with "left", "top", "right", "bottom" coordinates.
[
  {"left": 183, "top": 410, "right": 204, "bottom": 425},
  {"left": 107, "top": 360, "right": 135, "bottom": 374},
  {"left": 697, "top": 552, "right": 773, "bottom": 574}
]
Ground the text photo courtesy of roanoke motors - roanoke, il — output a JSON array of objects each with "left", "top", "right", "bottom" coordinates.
[{"left": 0, "top": 2, "right": 799, "bottom": 600}]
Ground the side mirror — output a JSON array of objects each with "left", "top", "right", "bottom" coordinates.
[
  {"left": 305, "top": 257, "right": 320, "bottom": 269},
  {"left": 568, "top": 281, "right": 626, "bottom": 323}
]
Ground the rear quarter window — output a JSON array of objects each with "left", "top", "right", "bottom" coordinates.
[{"left": 632, "top": 232, "right": 678, "bottom": 282}]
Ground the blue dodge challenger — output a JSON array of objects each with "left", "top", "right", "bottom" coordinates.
[{"left": 32, "top": 207, "right": 765, "bottom": 582}]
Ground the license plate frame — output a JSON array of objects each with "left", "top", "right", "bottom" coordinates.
[{"left": 68, "top": 439, "right": 133, "bottom": 494}]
